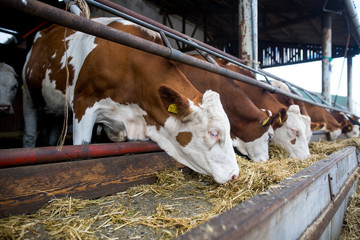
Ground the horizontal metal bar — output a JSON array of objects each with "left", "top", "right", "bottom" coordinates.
[
  {"left": 0, "top": 141, "right": 162, "bottom": 168},
  {"left": 86, "top": 0, "right": 268, "bottom": 79},
  {"left": 87, "top": 0, "right": 356, "bottom": 116},
  {"left": 3, "top": 0, "right": 355, "bottom": 117}
]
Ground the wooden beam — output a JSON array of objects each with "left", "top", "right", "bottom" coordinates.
[{"left": 0, "top": 152, "right": 184, "bottom": 218}]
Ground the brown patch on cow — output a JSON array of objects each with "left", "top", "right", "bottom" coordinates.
[
  {"left": 303, "top": 102, "right": 341, "bottom": 132},
  {"left": 176, "top": 131, "right": 192, "bottom": 147},
  {"left": 291, "top": 138, "right": 296, "bottom": 144}
]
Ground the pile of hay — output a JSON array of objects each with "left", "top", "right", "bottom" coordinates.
[
  {"left": 1, "top": 138, "right": 359, "bottom": 239},
  {"left": 339, "top": 183, "right": 360, "bottom": 240}
]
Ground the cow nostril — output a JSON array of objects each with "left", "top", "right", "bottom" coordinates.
[
  {"left": 0, "top": 105, "right": 11, "bottom": 112},
  {"left": 231, "top": 174, "right": 238, "bottom": 180}
]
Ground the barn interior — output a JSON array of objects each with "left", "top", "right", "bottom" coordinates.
[{"left": 0, "top": 0, "right": 359, "bottom": 149}]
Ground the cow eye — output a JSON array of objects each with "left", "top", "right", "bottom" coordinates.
[
  {"left": 291, "top": 128, "right": 299, "bottom": 137},
  {"left": 209, "top": 130, "right": 218, "bottom": 137},
  {"left": 208, "top": 130, "right": 220, "bottom": 142},
  {"left": 11, "top": 85, "right": 18, "bottom": 91}
]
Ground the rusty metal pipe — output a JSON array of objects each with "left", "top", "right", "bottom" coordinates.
[
  {"left": 0, "top": 141, "right": 162, "bottom": 168},
  {"left": 87, "top": 0, "right": 357, "bottom": 116},
  {"left": 2, "top": 0, "right": 355, "bottom": 115}
]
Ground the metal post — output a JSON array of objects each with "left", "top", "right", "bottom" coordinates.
[
  {"left": 347, "top": 56, "right": 353, "bottom": 111},
  {"left": 321, "top": 13, "right": 332, "bottom": 105},
  {"left": 239, "top": 0, "right": 258, "bottom": 71}
]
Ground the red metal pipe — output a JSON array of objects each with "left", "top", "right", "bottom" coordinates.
[{"left": 0, "top": 141, "right": 162, "bottom": 168}]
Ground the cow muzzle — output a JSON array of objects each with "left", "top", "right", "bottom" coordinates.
[{"left": 0, "top": 104, "right": 13, "bottom": 114}]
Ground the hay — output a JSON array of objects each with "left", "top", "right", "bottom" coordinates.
[
  {"left": 339, "top": 183, "right": 360, "bottom": 240},
  {"left": 1, "top": 137, "right": 359, "bottom": 239}
]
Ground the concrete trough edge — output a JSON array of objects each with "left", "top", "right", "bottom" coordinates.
[{"left": 177, "top": 146, "right": 359, "bottom": 240}]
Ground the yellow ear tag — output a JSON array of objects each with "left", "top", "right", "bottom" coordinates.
[
  {"left": 262, "top": 117, "right": 270, "bottom": 126},
  {"left": 348, "top": 126, "right": 352, "bottom": 130},
  {"left": 167, "top": 103, "right": 178, "bottom": 114},
  {"left": 279, "top": 116, "right": 282, "bottom": 124}
]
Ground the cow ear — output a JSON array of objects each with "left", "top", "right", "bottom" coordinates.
[
  {"left": 272, "top": 108, "right": 288, "bottom": 128},
  {"left": 261, "top": 115, "right": 276, "bottom": 128},
  {"left": 311, "top": 122, "right": 320, "bottom": 131},
  {"left": 158, "top": 84, "right": 192, "bottom": 119}
]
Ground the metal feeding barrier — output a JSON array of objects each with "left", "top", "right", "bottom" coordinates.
[
  {"left": 86, "top": 0, "right": 358, "bottom": 117},
  {"left": 0, "top": 3, "right": 359, "bottom": 239},
  {"left": 2, "top": 0, "right": 358, "bottom": 118}
]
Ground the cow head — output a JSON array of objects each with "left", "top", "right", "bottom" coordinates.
[
  {"left": 0, "top": 63, "right": 18, "bottom": 114},
  {"left": 350, "top": 125, "right": 360, "bottom": 138},
  {"left": 232, "top": 114, "right": 275, "bottom": 162},
  {"left": 340, "top": 120, "right": 359, "bottom": 138},
  {"left": 328, "top": 127, "right": 342, "bottom": 140},
  {"left": 301, "top": 114, "right": 312, "bottom": 142},
  {"left": 151, "top": 85, "right": 239, "bottom": 184},
  {"left": 272, "top": 105, "right": 310, "bottom": 159}
]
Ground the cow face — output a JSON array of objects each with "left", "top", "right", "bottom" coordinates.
[
  {"left": 272, "top": 105, "right": 310, "bottom": 159},
  {"left": 328, "top": 128, "right": 342, "bottom": 140},
  {"left": 232, "top": 126, "right": 274, "bottom": 162},
  {"left": 153, "top": 86, "right": 239, "bottom": 184},
  {"left": 0, "top": 63, "right": 18, "bottom": 114},
  {"left": 342, "top": 121, "right": 359, "bottom": 138},
  {"left": 301, "top": 115, "right": 312, "bottom": 142},
  {"left": 349, "top": 125, "right": 360, "bottom": 138}
]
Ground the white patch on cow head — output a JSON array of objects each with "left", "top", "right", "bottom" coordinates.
[
  {"left": 329, "top": 128, "right": 341, "bottom": 140},
  {"left": 272, "top": 105, "right": 310, "bottom": 159},
  {"left": 346, "top": 124, "right": 359, "bottom": 138},
  {"left": 232, "top": 126, "right": 273, "bottom": 162},
  {"left": 301, "top": 115, "right": 312, "bottom": 142},
  {"left": 148, "top": 90, "right": 239, "bottom": 184},
  {"left": 0, "top": 63, "right": 18, "bottom": 114}
]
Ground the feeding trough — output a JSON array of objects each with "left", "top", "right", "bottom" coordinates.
[
  {"left": 178, "top": 146, "right": 359, "bottom": 240},
  {"left": 0, "top": 139, "right": 359, "bottom": 239}
]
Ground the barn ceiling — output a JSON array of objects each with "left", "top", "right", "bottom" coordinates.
[
  {"left": 145, "top": 0, "right": 360, "bottom": 66},
  {"left": 0, "top": 0, "right": 359, "bottom": 69}
]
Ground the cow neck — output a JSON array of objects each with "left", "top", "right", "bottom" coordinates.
[
  {"left": 175, "top": 60, "right": 268, "bottom": 142},
  {"left": 304, "top": 102, "right": 340, "bottom": 131}
]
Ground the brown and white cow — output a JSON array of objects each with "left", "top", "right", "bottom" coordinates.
[
  {"left": 0, "top": 62, "right": 18, "bottom": 114},
  {"left": 217, "top": 60, "right": 310, "bottom": 159},
  {"left": 175, "top": 55, "right": 276, "bottom": 162},
  {"left": 22, "top": 17, "right": 239, "bottom": 184},
  {"left": 331, "top": 111, "right": 359, "bottom": 138},
  {"left": 303, "top": 103, "right": 342, "bottom": 140},
  {"left": 270, "top": 80, "right": 312, "bottom": 142}
]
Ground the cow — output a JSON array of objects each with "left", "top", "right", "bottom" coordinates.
[
  {"left": 270, "top": 80, "right": 312, "bottom": 142},
  {"left": 22, "top": 17, "right": 239, "bottom": 184},
  {"left": 303, "top": 102, "right": 342, "bottom": 140},
  {"left": 0, "top": 62, "right": 18, "bottom": 114},
  {"left": 331, "top": 111, "right": 359, "bottom": 139},
  {"left": 216, "top": 60, "right": 310, "bottom": 159},
  {"left": 174, "top": 55, "right": 277, "bottom": 162}
]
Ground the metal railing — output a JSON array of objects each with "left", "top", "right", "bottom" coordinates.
[
  {"left": 2, "top": 0, "right": 358, "bottom": 118},
  {"left": 85, "top": 0, "right": 358, "bottom": 117}
]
